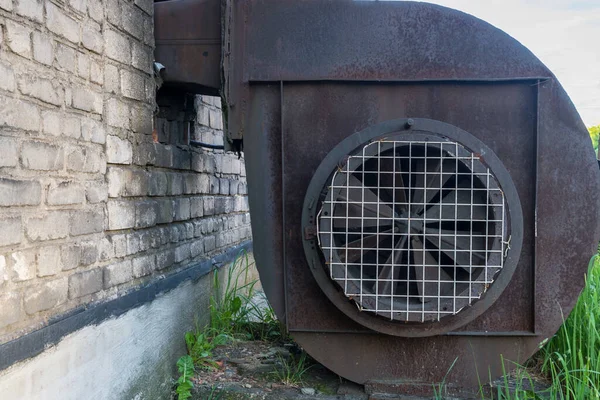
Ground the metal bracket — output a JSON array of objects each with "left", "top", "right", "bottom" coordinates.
[{"left": 304, "top": 226, "right": 317, "bottom": 241}]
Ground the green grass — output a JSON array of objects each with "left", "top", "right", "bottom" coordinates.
[
  {"left": 478, "top": 250, "right": 600, "bottom": 400},
  {"left": 429, "top": 249, "right": 600, "bottom": 399},
  {"left": 203, "top": 386, "right": 222, "bottom": 400},
  {"left": 538, "top": 251, "right": 600, "bottom": 399},
  {"left": 175, "top": 355, "right": 195, "bottom": 400},
  {"left": 184, "top": 328, "right": 230, "bottom": 369},
  {"left": 179, "top": 246, "right": 600, "bottom": 399},
  {"left": 489, "top": 357, "right": 545, "bottom": 400},
  {"left": 433, "top": 357, "right": 458, "bottom": 399},
  {"left": 174, "top": 250, "right": 285, "bottom": 399},
  {"left": 208, "top": 251, "right": 284, "bottom": 342},
  {"left": 270, "top": 352, "right": 312, "bottom": 387},
  {"left": 208, "top": 250, "right": 257, "bottom": 337},
  {"left": 589, "top": 125, "right": 599, "bottom": 157}
]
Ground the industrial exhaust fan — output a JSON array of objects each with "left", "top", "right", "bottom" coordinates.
[{"left": 155, "top": 0, "right": 600, "bottom": 396}]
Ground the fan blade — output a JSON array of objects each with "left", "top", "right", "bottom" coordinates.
[
  {"left": 424, "top": 227, "right": 472, "bottom": 236},
  {"left": 333, "top": 203, "right": 393, "bottom": 229},
  {"left": 376, "top": 235, "right": 408, "bottom": 295},
  {"left": 411, "top": 237, "right": 453, "bottom": 303},
  {"left": 378, "top": 157, "right": 408, "bottom": 212},
  {"left": 423, "top": 230, "right": 486, "bottom": 258},
  {"left": 413, "top": 159, "right": 456, "bottom": 215},
  {"left": 339, "top": 227, "right": 394, "bottom": 263},
  {"left": 425, "top": 189, "right": 487, "bottom": 221},
  {"left": 411, "top": 159, "right": 427, "bottom": 209},
  {"left": 423, "top": 237, "right": 486, "bottom": 275},
  {"left": 336, "top": 174, "right": 396, "bottom": 219}
]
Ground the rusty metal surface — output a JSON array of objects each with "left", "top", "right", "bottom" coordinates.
[
  {"left": 242, "top": 84, "right": 287, "bottom": 322},
  {"left": 221, "top": 0, "right": 244, "bottom": 145},
  {"left": 293, "top": 331, "right": 531, "bottom": 398},
  {"left": 534, "top": 79, "right": 599, "bottom": 333},
  {"left": 226, "top": 0, "right": 600, "bottom": 394},
  {"left": 241, "top": 1, "right": 549, "bottom": 82},
  {"left": 154, "top": 0, "right": 221, "bottom": 95},
  {"left": 284, "top": 82, "right": 536, "bottom": 336}
]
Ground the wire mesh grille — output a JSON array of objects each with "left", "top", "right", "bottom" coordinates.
[{"left": 317, "top": 140, "right": 506, "bottom": 322}]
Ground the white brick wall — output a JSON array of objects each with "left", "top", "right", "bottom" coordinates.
[
  {"left": 0, "top": 272, "right": 219, "bottom": 399},
  {"left": 0, "top": 0, "right": 251, "bottom": 344}
]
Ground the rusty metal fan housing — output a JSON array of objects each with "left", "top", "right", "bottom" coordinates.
[
  {"left": 153, "top": 0, "right": 600, "bottom": 396},
  {"left": 230, "top": 2, "right": 600, "bottom": 395}
]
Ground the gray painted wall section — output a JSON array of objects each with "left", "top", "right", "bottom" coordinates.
[{"left": 0, "top": 262, "right": 219, "bottom": 400}]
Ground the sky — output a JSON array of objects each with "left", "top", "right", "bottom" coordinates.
[{"left": 418, "top": 0, "right": 600, "bottom": 128}]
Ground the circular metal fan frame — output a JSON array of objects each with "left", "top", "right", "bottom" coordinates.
[
  {"left": 301, "top": 119, "right": 523, "bottom": 337},
  {"left": 319, "top": 138, "right": 503, "bottom": 322}
]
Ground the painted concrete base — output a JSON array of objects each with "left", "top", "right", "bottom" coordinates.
[{"left": 0, "top": 274, "right": 213, "bottom": 400}]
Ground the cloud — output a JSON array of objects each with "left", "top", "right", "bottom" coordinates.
[{"left": 420, "top": 0, "right": 600, "bottom": 127}]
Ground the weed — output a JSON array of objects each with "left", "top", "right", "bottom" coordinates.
[
  {"left": 209, "top": 250, "right": 285, "bottom": 342},
  {"left": 491, "top": 357, "right": 544, "bottom": 400},
  {"left": 176, "top": 246, "right": 600, "bottom": 399},
  {"left": 204, "top": 386, "right": 222, "bottom": 400},
  {"left": 312, "top": 382, "right": 336, "bottom": 396},
  {"left": 174, "top": 249, "right": 286, "bottom": 397},
  {"left": 484, "top": 249, "right": 600, "bottom": 399},
  {"left": 185, "top": 328, "right": 231, "bottom": 369},
  {"left": 236, "top": 293, "right": 287, "bottom": 342},
  {"left": 209, "top": 251, "right": 259, "bottom": 337},
  {"left": 175, "top": 355, "right": 195, "bottom": 400},
  {"left": 432, "top": 357, "right": 458, "bottom": 400},
  {"left": 539, "top": 251, "right": 600, "bottom": 399},
  {"left": 271, "top": 352, "right": 312, "bottom": 387}
]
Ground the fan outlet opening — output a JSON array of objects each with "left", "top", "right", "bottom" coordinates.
[{"left": 317, "top": 137, "right": 506, "bottom": 323}]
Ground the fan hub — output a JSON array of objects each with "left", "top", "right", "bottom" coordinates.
[{"left": 393, "top": 216, "right": 424, "bottom": 236}]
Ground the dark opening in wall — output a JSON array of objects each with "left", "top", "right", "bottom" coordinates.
[{"left": 154, "top": 89, "right": 196, "bottom": 146}]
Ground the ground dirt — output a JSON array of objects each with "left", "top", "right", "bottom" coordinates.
[
  {"left": 191, "top": 339, "right": 368, "bottom": 400},
  {"left": 189, "top": 338, "right": 554, "bottom": 400},
  {"left": 188, "top": 292, "right": 551, "bottom": 400}
]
